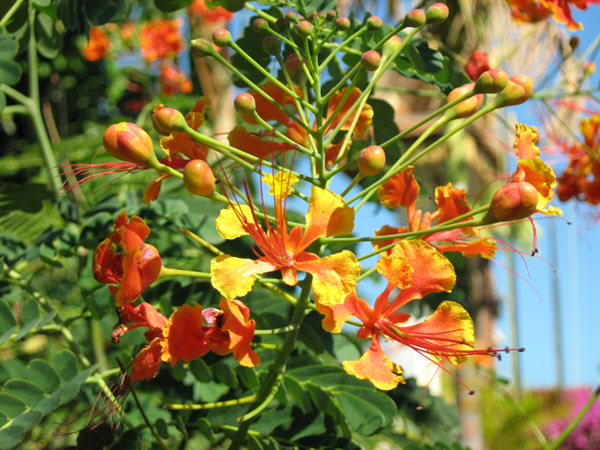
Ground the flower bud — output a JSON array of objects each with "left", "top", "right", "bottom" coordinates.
[
  {"left": 358, "top": 145, "right": 386, "bottom": 175},
  {"left": 295, "top": 20, "right": 314, "bottom": 37},
  {"left": 426, "top": 3, "right": 449, "bottom": 24},
  {"left": 191, "top": 38, "right": 213, "bottom": 57},
  {"left": 327, "top": 10, "right": 337, "bottom": 21},
  {"left": 366, "top": 16, "right": 382, "bottom": 30},
  {"left": 383, "top": 35, "right": 402, "bottom": 57},
  {"left": 262, "top": 35, "right": 281, "bottom": 55},
  {"left": 234, "top": 92, "right": 256, "bottom": 116},
  {"left": 212, "top": 28, "right": 232, "bottom": 47},
  {"left": 152, "top": 106, "right": 186, "bottom": 135},
  {"left": 183, "top": 160, "right": 215, "bottom": 197},
  {"left": 336, "top": 17, "right": 351, "bottom": 30},
  {"left": 495, "top": 74, "right": 534, "bottom": 107},
  {"left": 103, "top": 122, "right": 158, "bottom": 166},
  {"left": 405, "top": 9, "right": 426, "bottom": 27},
  {"left": 252, "top": 18, "right": 269, "bottom": 33},
  {"left": 274, "top": 17, "right": 289, "bottom": 33},
  {"left": 474, "top": 68, "right": 508, "bottom": 94},
  {"left": 361, "top": 50, "right": 381, "bottom": 71},
  {"left": 482, "top": 182, "right": 539, "bottom": 224},
  {"left": 583, "top": 61, "right": 596, "bottom": 78},
  {"left": 285, "top": 11, "right": 297, "bottom": 21},
  {"left": 445, "top": 83, "right": 483, "bottom": 119}
]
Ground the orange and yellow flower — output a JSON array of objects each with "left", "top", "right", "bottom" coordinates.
[
  {"left": 507, "top": 0, "right": 600, "bottom": 30},
  {"left": 188, "top": 0, "right": 234, "bottom": 24},
  {"left": 140, "top": 19, "right": 185, "bottom": 62},
  {"left": 319, "top": 240, "right": 494, "bottom": 390},
  {"left": 93, "top": 212, "right": 162, "bottom": 307},
  {"left": 211, "top": 171, "right": 360, "bottom": 308},
  {"left": 112, "top": 300, "right": 259, "bottom": 381},
  {"left": 82, "top": 27, "right": 110, "bottom": 61}
]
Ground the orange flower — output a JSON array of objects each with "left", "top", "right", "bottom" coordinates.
[
  {"left": 319, "top": 240, "right": 500, "bottom": 390},
  {"left": 188, "top": 0, "right": 234, "bottom": 24},
  {"left": 82, "top": 27, "right": 110, "bottom": 61},
  {"left": 140, "top": 19, "right": 184, "bottom": 61},
  {"left": 211, "top": 171, "right": 360, "bottom": 308},
  {"left": 159, "top": 63, "right": 193, "bottom": 96},
  {"left": 464, "top": 50, "right": 490, "bottom": 81},
  {"left": 113, "top": 300, "right": 259, "bottom": 381},
  {"left": 324, "top": 87, "right": 374, "bottom": 137},
  {"left": 376, "top": 167, "right": 497, "bottom": 259},
  {"left": 507, "top": 0, "right": 600, "bottom": 30},
  {"left": 93, "top": 212, "right": 162, "bottom": 307}
]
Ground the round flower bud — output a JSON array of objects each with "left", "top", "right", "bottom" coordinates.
[
  {"left": 495, "top": 74, "right": 534, "bottom": 107},
  {"left": 183, "top": 160, "right": 215, "bottom": 197},
  {"left": 426, "top": 3, "right": 449, "bottom": 24},
  {"left": 274, "top": 17, "right": 289, "bottom": 33},
  {"left": 212, "top": 28, "right": 232, "bottom": 47},
  {"left": 262, "top": 35, "right": 281, "bottom": 55},
  {"left": 295, "top": 20, "right": 314, "bottom": 37},
  {"left": 327, "top": 10, "right": 337, "bottom": 21},
  {"left": 405, "top": 9, "right": 426, "bottom": 27},
  {"left": 336, "top": 17, "right": 351, "bottom": 30},
  {"left": 482, "top": 182, "right": 539, "bottom": 223},
  {"left": 234, "top": 92, "right": 256, "bottom": 116},
  {"left": 445, "top": 83, "right": 483, "bottom": 119},
  {"left": 361, "top": 50, "right": 381, "bottom": 71},
  {"left": 584, "top": 61, "right": 596, "bottom": 78},
  {"left": 285, "top": 11, "right": 297, "bottom": 21},
  {"left": 383, "top": 35, "right": 402, "bottom": 57},
  {"left": 103, "top": 122, "right": 158, "bottom": 166},
  {"left": 474, "top": 68, "right": 508, "bottom": 94},
  {"left": 191, "top": 38, "right": 213, "bottom": 57},
  {"left": 252, "top": 18, "right": 269, "bottom": 33},
  {"left": 366, "top": 16, "right": 382, "bottom": 30},
  {"left": 358, "top": 145, "right": 386, "bottom": 175},
  {"left": 152, "top": 106, "right": 186, "bottom": 135}
]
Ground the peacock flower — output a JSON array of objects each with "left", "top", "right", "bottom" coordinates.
[
  {"left": 376, "top": 167, "right": 497, "bottom": 259},
  {"left": 112, "top": 300, "right": 259, "bottom": 381},
  {"left": 211, "top": 171, "right": 360, "bottom": 309},
  {"left": 324, "top": 87, "right": 374, "bottom": 137},
  {"left": 82, "top": 27, "right": 110, "bottom": 61},
  {"left": 319, "top": 240, "right": 497, "bottom": 390},
  {"left": 93, "top": 212, "right": 162, "bottom": 307},
  {"left": 159, "top": 62, "right": 193, "bottom": 96},
  {"left": 188, "top": 0, "right": 234, "bottom": 24},
  {"left": 140, "top": 19, "right": 185, "bottom": 62},
  {"left": 506, "top": 0, "right": 600, "bottom": 31}
]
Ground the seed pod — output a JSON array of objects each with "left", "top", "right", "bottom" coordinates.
[
  {"left": 184, "top": 160, "right": 216, "bottom": 197},
  {"left": 482, "top": 182, "right": 539, "bottom": 224},
  {"left": 358, "top": 145, "right": 386, "bottom": 175},
  {"left": 361, "top": 50, "right": 381, "bottom": 71}
]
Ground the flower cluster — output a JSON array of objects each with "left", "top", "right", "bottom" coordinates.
[{"left": 506, "top": 0, "right": 600, "bottom": 30}]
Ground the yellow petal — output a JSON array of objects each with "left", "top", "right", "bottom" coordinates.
[
  {"left": 263, "top": 171, "right": 298, "bottom": 199},
  {"left": 210, "top": 255, "right": 276, "bottom": 299},
  {"left": 376, "top": 252, "right": 414, "bottom": 289},
  {"left": 215, "top": 204, "right": 256, "bottom": 239},
  {"left": 342, "top": 339, "right": 405, "bottom": 390},
  {"left": 517, "top": 158, "right": 559, "bottom": 213},
  {"left": 514, "top": 123, "right": 540, "bottom": 159}
]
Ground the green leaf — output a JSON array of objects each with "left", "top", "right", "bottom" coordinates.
[
  {"left": 298, "top": 322, "right": 325, "bottom": 354},
  {"left": 0, "top": 393, "right": 26, "bottom": 418},
  {"left": 247, "top": 433, "right": 264, "bottom": 450},
  {"left": 2, "top": 380, "right": 44, "bottom": 406},
  {"left": 213, "top": 362, "right": 239, "bottom": 389},
  {"left": 35, "top": 13, "right": 63, "bottom": 59},
  {"left": 330, "top": 334, "right": 361, "bottom": 362},
  {"left": 189, "top": 358, "right": 211, "bottom": 383},
  {"left": 0, "top": 424, "right": 25, "bottom": 450},
  {"left": 0, "top": 60, "right": 21, "bottom": 85},
  {"left": 0, "top": 411, "right": 8, "bottom": 429},
  {"left": 286, "top": 364, "right": 343, "bottom": 382},
  {"left": 30, "top": 391, "right": 59, "bottom": 416},
  {"left": 0, "top": 34, "right": 18, "bottom": 59},
  {"left": 11, "top": 410, "right": 42, "bottom": 433},
  {"left": 25, "top": 360, "right": 61, "bottom": 394},
  {"left": 155, "top": 418, "right": 169, "bottom": 439},
  {"left": 56, "top": 0, "right": 85, "bottom": 32},
  {"left": 84, "top": 0, "right": 128, "bottom": 24},
  {"left": 334, "top": 386, "right": 395, "bottom": 435},
  {"left": 0, "top": 91, "right": 5, "bottom": 113},
  {"left": 15, "top": 300, "right": 40, "bottom": 340},
  {"left": 236, "top": 366, "right": 259, "bottom": 390},
  {"left": 305, "top": 384, "right": 340, "bottom": 422},
  {"left": 282, "top": 375, "right": 312, "bottom": 412},
  {"left": 206, "top": 0, "right": 244, "bottom": 11},
  {"left": 0, "top": 299, "right": 17, "bottom": 345},
  {"left": 54, "top": 350, "right": 78, "bottom": 382},
  {"left": 196, "top": 417, "right": 216, "bottom": 444},
  {"left": 154, "top": 0, "right": 192, "bottom": 12}
]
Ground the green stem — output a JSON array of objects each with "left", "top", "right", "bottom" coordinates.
[
  {"left": 0, "top": 0, "right": 26, "bottom": 26},
  {"left": 254, "top": 325, "right": 297, "bottom": 335},
  {"left": 319, "top": 27, "right": 368, "bottom": 72},
  {"left": 545, "top": 386, "right": 600, "bottom": 450},
  {"left": 128, "top": 381, "right": 170, "bottom": 450},
  {"left": 159, "top": 267, "right": 211, "bottom": 280},
  {"left": 228, "top": 275, "right": 313, "bottom": 450},
  {"left": 164, "top": 395, "right": 256, "bottom": 410}
]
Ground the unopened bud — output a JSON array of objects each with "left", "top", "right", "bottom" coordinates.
[
  {"left": 336, "top": 17, "right": 351, "bottom": 30},
  {"left": 191, "top": 38, "right": 213, "bottom": 57},
  {"left": 234, "top": 92, "right": 256, "bottom": 116},
  {"left": 482, "top": 182, "right": 539, "bottom": 224},
  {"left": 274, "top": 17, "right": 289, "bottom": 33},
  {"left": 569, "top": 36, "right": 579, "bottom": 50},
  {"left": 405, "top": 9, "right": 426, "bottom": 27},
  {"left": 361, "top": 50, "right": 381, "bottom": 71},
  {"left": 252, "top": 18, "right": 269, "bottom": 33},
  {"left": 383, "top": 35, "right": 402, "bottom": 57},
  {"left": 474, "top": 68, "right": 508, "bottom": 93},
  {"left": 262, "top": 35, "right": 281, "bottom": 55},
  {"left": 103, "top": 123, "right": 158, "bottom": 166},
  {"left": 285, "top": 11, "right": 297, "bottom": 22},
  {"left": 183, "top": 160, "right": 215, "bottom": 197},
  {"left": 445, "top": 83, "right": 483, "bottom": 119},
  {"left": 152, "top": 106, "right": 186, "bottom": 135},
  {"left": 212, "top": 28, "right": 232, "bottom": 47},
  {"left": 295, "top": 20, "right": 314, "bottom": 37},
  {"left": 367, "top": 16, "right": 382, "bottom": 30},
  {"left": 327, "top": 10, "right": 337, "bottom": 21},
  {"left": 358, "top": 145, "right": 386, "bottom": 175},
  {"left": 426, "top": 3, "right": 449, "bottom": 24},
  {"left": 584, "top": 61, "right": 596, "bottom": 78},
  {"left": 495, "top": 74, "right": 534, "bottom": 107}
]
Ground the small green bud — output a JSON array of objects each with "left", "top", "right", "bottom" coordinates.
[
  {"left": 474, "top": 68, "right": 508, "bottom": 94},
  {"left": 327, "top": 10, "right": 337, "bottom": 21},
  {"left": 234, "top": 92, "right": 256, "bottom": 116},
  {"left": 152, "top": 106, "right": 186, "bottom": 135},
  {"left": 366, "top": 16, "right": 382, "bottom": 30},
  {"left": 361, "top": 50, "right": 381, "bottom": 71},
  {"left": 183, "top": 160, "right": 216, "bottom": 197},
  {"left": 358, "top": 145, "right": 386, "bottom": 175},
  {"left": 382, "top": 35, "right": 402, "bottom": 57},
  {"left": 252, "top": 18, "right": 269, "bottom": 33},
  {"left": 405, "top": 9, "right": 426, "bottom": 27},
  {"left": 103, "top": 122, "right": 158, "bottom": 166},
  {"left": 295, "top": 20, "right": 314, "bottom": 37},
  {"left": 285, "top": 11, "right": 297, "bottom": 21},
  {"left": 426, "top": 3, "right": 449, "bottom": 24},
  {"left": 336, "top": 17, "right": 351, "bottom": 30},
  {"left": 212, "top": 28, "right": 232, "bottom": 47},
  {"left": 190, "top": 38, "right": 213, "bottom": 57},
  {"left": 262, "top": 35, "right": 281, "bottom": 55}
]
